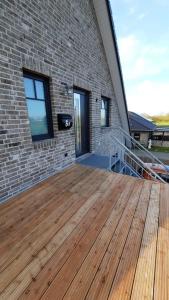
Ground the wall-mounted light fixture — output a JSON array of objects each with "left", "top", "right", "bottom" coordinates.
[{"left": 61, "top": 82, "right": 73, "bottom": 96}]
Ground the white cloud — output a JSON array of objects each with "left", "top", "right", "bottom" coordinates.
[
  {"left": 111, "top": 0, "right": 169, "bottom": 115},
  {"left": 126, "top": 80, "right": 169, "bottom": 115},
  {"left": 138, "top": 13, "right": 146, "bottom": 20},
  {"left": 129, "top": 7, "right": 136, "bottom": 15},
  {"left": 118, "top": 35, "right": 138, "bottom": 61},
  {"left": 118, "top": 35, "right": 169, "bottom": 81},
  {"left": 117, "top": 34, "right": 169, "bottom": 114}
]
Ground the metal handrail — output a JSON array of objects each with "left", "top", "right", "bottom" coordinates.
[
  {"left": 111, "top": 144, "right": 142, "bottom": 178},
  {"left": 113, "top": 126, "right": 168, "bottom": 171},
  {"left": 94, "top": 127, "right": 166, "bottom": 183},
  {"left": 122, "top": 147, "right": 158, "bottom": 179},
  {"left": 112, "top": 136, "right": 166, "bottom": 183}
]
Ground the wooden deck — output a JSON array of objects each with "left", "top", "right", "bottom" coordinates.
[{"left": 0, "top": 164, "right": 168, "bottom": 300}]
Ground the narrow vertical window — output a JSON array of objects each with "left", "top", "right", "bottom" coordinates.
[
  {"left": 23, "top": 72, "right": 53, "bottom": 141},
  {"left": 101, "top": 97, "right": 110, "bottom": 127}
]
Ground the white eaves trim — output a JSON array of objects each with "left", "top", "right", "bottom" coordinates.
[{"left": 93, "top": 0, "right": 130, "bottom": 133}]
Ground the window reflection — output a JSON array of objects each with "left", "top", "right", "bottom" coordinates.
[
  {"left": 24, "top": 78, "right": 35, "bottom": 98},
  {"left": 35, "top": 80, "right": 45, "bottom": 100},
  {"left": 26, "top": 100, "right": 48, "bottom": 136},
  {"left": 101, "top": 109, "right": 106, "bottom": 127},
  {"left": 23, "top": 73, "right": 53, "bottom": 140},
  {"left": 74, "top": 93, "right": 81, "bottom": 154},
  {"left": 101, "top": 98, "right": 109, "bottom": 127}
]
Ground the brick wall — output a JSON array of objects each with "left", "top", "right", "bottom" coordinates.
[{"left": 0, "top": 0, "right": 122, "bottom": 202}]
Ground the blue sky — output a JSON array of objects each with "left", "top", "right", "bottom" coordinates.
[{"left": 110, "top": 0, "right": 169, "bottom": 115}]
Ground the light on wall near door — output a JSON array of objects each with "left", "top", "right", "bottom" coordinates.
[{"left": 61, "top": 82, "right": 73, "bottom": 96}]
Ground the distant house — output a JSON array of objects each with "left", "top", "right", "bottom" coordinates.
[
  {"left": 129, "top": 112, "right": 156, "bottom": 147},
  {"left": 152, "top": 126, "right": 169, "bottom": 147}
]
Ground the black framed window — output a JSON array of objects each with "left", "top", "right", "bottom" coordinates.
[
  {"left": 101, "top": 97, "right": 109, "bottom": 127},
  {"left": 163, "top": 135, "right": 169, "bottom": 141},
  {"left": 152, "top": 135, "right": 163, "bottom": 141},
  {"left": 134, "top": 132, "right": 140, "bottom": 141},
  {"left": 23, "top": 72, "right": 53, "bottom": 141}
]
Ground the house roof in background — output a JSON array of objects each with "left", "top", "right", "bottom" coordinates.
[
  {"left": 129, "top": 111, "right": 156, "bottom": 132},
  {"left": 156, "top": 126, "right": 169, "bottom": 132}
]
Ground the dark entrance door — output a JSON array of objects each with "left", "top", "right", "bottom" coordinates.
[{"left": 74, "top": 89, "right": 89, "bottom": 157}]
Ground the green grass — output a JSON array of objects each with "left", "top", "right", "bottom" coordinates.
[
  {"left": 155, "top": 121, "right": 169, "bottom": 126},
  {"left": 150, "top": 146, "right": 169, "bottom": 153}
]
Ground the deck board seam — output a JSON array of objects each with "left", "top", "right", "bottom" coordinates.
[
  {"left": 83, "top": 178, "right": 139, "bottom": 300},
  {"left": 40, "top": 176, "right": 127, "bottom": 299},
  {"left": 130, "top": 182, "right": 154, "bottom": 300},
  {"left": 0, "top": 165, "right": 166, "bottom": 300},
  {"left": 1, "top": 170, "right": 119, "bottom": 298},
  {"left": 153, "top": 183, "right": 162, "bottom": 300},
  {"left": 0, "top": 165, "right": 94, "bottom": 216},
  {"left": 0, "top": 168, "right": 96, "bottom": 271},
  {"left": 106, "top": 180, "right": 146, "bottom": 300},
  {"left": 0, "top": 169, "right": 106, "bottom": 287},
  {"left": 0, "top": 164, "right": 78, "bottom": 212},
  {"left": 19, "top": 174, "right": 116, "bottom": 298}
]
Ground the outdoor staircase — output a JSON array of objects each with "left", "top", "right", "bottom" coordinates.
[{"left": 79, "top": 127, "right": 169, "bottom": 183}]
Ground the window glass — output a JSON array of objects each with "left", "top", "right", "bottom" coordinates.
[
  {"left": 35, "top": 80, "right": 45, "bottom": 100},
  {"left": 23, "top": 72, "right": 53, "bottom": 141},
  {"left": 24, "top": 78, "right": 35, "bottom": 98},
  {"left": 134, "top": 133, "right": 140, "bottom": 141},
  {"left": 26, "top": 100, "right": 48, "bottom": 136},
  {"left": 101, "top": 100, "right": 105, "bottom": 109},
  {"left": 104, "top": 100, "right": 108, "bottom": 110},
  {"left": 101, "top": 97, "right": 109, "bottom": 127},
  {"left": 101, "top": 109, "right": 106, "bottom": 127}
]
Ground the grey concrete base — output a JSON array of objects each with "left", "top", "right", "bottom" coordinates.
[{"left": 78, "top": 154, "right": 111, "bottom": 170}]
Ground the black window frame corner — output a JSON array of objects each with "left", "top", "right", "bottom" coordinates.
[{"left": 23, "top": 70, "right": 54, "bottom": 142}]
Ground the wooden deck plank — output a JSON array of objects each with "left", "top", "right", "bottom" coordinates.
[
  {"left": 158, "top": 183, "right": 169, "bottom": 231},
  {"left": 0, "top": 166, "right": 92, "bottom": 239},
  {"left": 0, "top": 164, "right": 78, "bottom": 216},
  {"left": 1, "top": 170, "right": 120, "bottom": 299},
  {"left": 0, "top": 192, "right": 85, "bottom": 294},
  {"left": 39, "top": 176, "right": 128, "bottom": 300},
  {"left": 0, "top": 164, "right": 167, "bottom": 300},
  {"left": 154, "top": 227, "right": 169, "bottom": 300},
  {"left": 0, "top": 166, "right": 92, "bottom": 252},
  {"left": 131, "top": 183, "right": 160, "bottom": 300},
  {"left": 85, "top": 179, "right": 143, "bottom": 300},
  {"left": 0, "top": 165, "right": 90, "bottom": 229},
  {"left": 154, "top": 183, "right": 169, "bottom": 300},
  {"left": 107, "top": 180, "right": 152, "bottom": 300},
  {"left": 0, "top": 167, "right": 97, "bottom": 272},
  {"left": 18, "top": 174, "right": 123, "bottom": 299},
  {"left": 63, "top": 178, "right": 140, "bottom": 300},
  {"left": 0, "top": 168, "right": 104, "bottom": 293}
]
